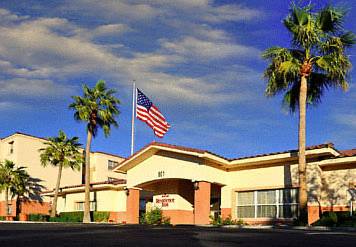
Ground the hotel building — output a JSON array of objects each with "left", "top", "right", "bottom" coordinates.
[{"left": 1, "top": 132, "right": 355, "bottom": 225}]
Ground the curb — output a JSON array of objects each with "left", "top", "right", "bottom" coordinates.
[
  {"left": 1, "top": 221, "right": 355, "bottom": 232},
  {"left": 220, "top": 225, "right": 356, "bottom": 232}
]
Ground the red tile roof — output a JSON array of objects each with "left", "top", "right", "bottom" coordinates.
[
  {"left": 339, "top": 149, "right": 356, "bottom": 157},
  {"left": 230, "top": 143, "right": 337, "bottom": 161},
  {"left": 115, "top": 142, "right": 340, "bottom": 170},
  {"left": 41, "top": 179, "right": 127, "bottom": 194}
]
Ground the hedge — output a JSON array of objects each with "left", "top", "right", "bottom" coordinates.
[
  {"left": 28, "top": 214, "right": 50, "bottom": 222},
  {"left": 49, "top": 211, "right": 111, "bottom": 222},
  {"left": 49, "top": 211, "right": 84, "bottom": 222},
  {"left": 313, "top": 211, "right": 356, "bottom": 227},
  {"left": 93, "top": 211, "right": 110, "bottom": 222}
]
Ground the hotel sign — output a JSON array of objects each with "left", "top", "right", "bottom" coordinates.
[{"left": 155, "top": 194, "right": 175, "bottom": 207}]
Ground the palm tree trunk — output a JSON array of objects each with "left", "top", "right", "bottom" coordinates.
[
  {"left": 4, "top": 187, "right": 9, "bottom": 218},
  {"left": 51, "top": 163, "right": 63, "bottom": 218},
  {"left": 83, "top": 130, "right": 93, "bottom": 223},
  {"left": 298, "top": 75, "right": 308, "bottom": 224}
]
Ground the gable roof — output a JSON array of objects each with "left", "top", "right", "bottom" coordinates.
[
  {"left": 340, "top": 149, "right": 356, "bottom": 157},
  {"left": 114, "top": 142, "right": 341, "bottom": 172}
]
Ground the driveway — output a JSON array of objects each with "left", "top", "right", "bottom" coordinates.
[{"left": 0, "top": 223, "right": 355, "bottom": 247}]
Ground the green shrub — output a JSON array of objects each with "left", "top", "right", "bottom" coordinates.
[
  {"left": 210, "top": 215, "right": 222, "bottom": 226},
  {"left": 211, "top": 215, "right": 245, "bottom": 226},
  {"left": 319, "top": 212, "right": 338, "bottom": 226},
  {"left": 49, "top": 211, "right": 84, "bottom": 222},
  {"left": 140, "top": 207, "right": 170, "bottom": 225},
  {"left": 93, "top": 211, "right": 110, "bottom": 222},
  {"left": 312, "top": 211, "right": 356, "bottom": 227},
  {"left": 0, "top": 216, "right": 5, "bottom": 220},
  {"left": 162, "top": 216, "right": 171, "bottom": 225},
  {"left": 28, "top": 214, "right": 49, "bottom": 222}
]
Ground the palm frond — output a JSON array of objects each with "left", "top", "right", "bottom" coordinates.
[
  {"left": 262, "top": 47, "right": 302, "bottom": 96},
  {"left": 283, "top": 4, "right": 319, "bottom": 48},
  {"left": 317, "top": 5, "right": 347, "bottom": 33},
  {"left": 70, "top": 80, "right": 120, "bottom": 138},
  {"left": 39, "top": 130, "right": 83, "bottom": 170}
]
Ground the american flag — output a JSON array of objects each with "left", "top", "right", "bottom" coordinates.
[{"left": 136, "top": 88, "right": 170, "bottom": 138}]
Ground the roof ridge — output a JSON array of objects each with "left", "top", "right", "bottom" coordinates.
[{"left": 116, "top": 141, "right": 339, "bottom": 168}]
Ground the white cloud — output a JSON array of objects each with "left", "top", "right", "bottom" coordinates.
[
  {"left": 0, "top": 17, "right": 125, "bottom": 79},
  {"left": 148, "top": 1, "right": 262, "bottom": 23},
  {"left": 0, "top": 8, "right": 28, "bottom": 23},
  {"left": 0, "top": 101, "right": 26, "bottom": 111},
  {"left": 161, "top": 36, "right": 260, "bottom": 60},
  {"left": 0, "top": 5, "right": 263, "bottom": 107},
  {"left": 62, "top": 0, "right": 159, "bottom": 22},
  {"left": 203, "top": 4, "right": 262, "bottom": 23},
  {"left": 0, "top": 78, "right": 75, "bottom": 98},
  {"left": 0, "top": 59, "right": 51, "bottom": 78},
  {"left": 75, "top": 23, "right": 130, "bottom": 41}
]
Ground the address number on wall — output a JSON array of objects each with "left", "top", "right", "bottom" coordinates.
[{"left": 158, "top": 171, "right": 165, "bottom": 178}]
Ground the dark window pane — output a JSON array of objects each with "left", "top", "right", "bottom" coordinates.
[{"left": 279, "top": 205, "right": 298, "bottom": 218}]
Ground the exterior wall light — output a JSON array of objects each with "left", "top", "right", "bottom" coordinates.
[
  {"left": 124, "top": 187, "right": 130, "bottom": 196},
  {"left": 193, "top": 181, "right": 199, "bottom": 190}
]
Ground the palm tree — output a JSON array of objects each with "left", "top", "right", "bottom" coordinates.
[
  {"left": 69, "top": 80, "right": 120, "bottom": 223},
  {"left": 262, "top": 3, "right": 355, "bottom": 223},
  {"left": 0, "top": 160, "right": 30, "bottom": 219},
  {"left": 39, "top": 130, "right": 83, "bottom": 217}
]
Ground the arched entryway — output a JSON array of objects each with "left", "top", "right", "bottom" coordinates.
[{"left": 125, "top": 178, "right": 223, "bottom": 225}]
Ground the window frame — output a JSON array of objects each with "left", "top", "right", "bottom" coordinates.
[
  {"left": 236, "top": 188, "right": 299, "bottom": 219},
  {"left": 74, "top": 201, "right": 96, "bottom": 211},
  {"left": 108, "top": 160, "right": 119, "bottom": 170}
]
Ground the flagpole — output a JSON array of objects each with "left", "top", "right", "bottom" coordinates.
[{"left": 130, "top": 80, "right": 136, "bottom": 155}]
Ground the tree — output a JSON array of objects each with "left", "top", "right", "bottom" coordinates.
[
  {"left": 262, "top": 3, "right": 355, "bottom": 223},
  {"left": 69, "top": 80, "right": 120, "bottom": 223},
  {"left": 39, "top": 130, "right": 83, "bottom": 217},
  {"left": 0, "top": 160, "right": 30, "bottom": 218}
]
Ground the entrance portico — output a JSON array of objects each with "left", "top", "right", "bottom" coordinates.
[
  {"left": 125, "top": 178, "right": 221, "bottom": 225},
  {"left": 117, "top": 143, "right": 227, "bottom": 224}
]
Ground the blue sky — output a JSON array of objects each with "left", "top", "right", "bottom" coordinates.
[{"left": 0, "top": 0, "right": 355, "bottom": 159}]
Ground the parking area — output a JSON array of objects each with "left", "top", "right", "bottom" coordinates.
[{"left": 0, "top": 223, "right": 356, "bottom": 247}]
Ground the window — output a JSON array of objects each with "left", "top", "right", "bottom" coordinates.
[
  {"left": 75, "top": 201, "right": 96, "bottom": 211},
  {"left": 8, "top": 141, "right": 14, "bottom": 154},
  {"left": 108, "top": 160, "right": 118, "bottom": 170},
  {"left": 236, "top": 188, "right": 298, "bottom": 219},
  {"left": 7, "top": 204, "right": 12, "bottom": 214},
  {"left": 236, "top": 191, "right": 255, "bottom": 218}
]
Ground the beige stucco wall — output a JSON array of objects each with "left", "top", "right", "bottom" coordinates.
[
  {"left": 56, "top": 189, "right": 126, "bottom": 213},
  {"left": 0, "top": 134, "right": 82, "bottom": 191},
  {"left": 91, "top": 152, "right": 125, "bottom": 183},
  {"left": 126, "top": 152, "right": 226, "bottom": 188},
  {"left": 96, "top": 190, "right": 126, "bottom": 212},
  {"left": 56, "top": 191, "right": 92, "bottom": 212},
  {"left": 227, "top": 164, "right": 299, "bottom": 190},
  {"left": 0, "top": 133, "right": 127, "bottom": 205},
  {"left": 320, "top": 168, "right": 356, "bottom": 206}
]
